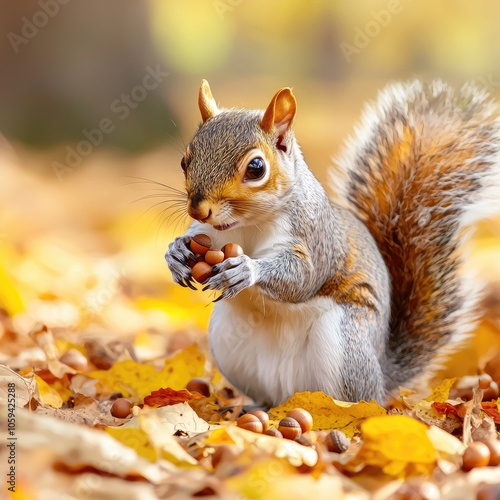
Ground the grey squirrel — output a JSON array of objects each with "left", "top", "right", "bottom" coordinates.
[{"left": 165, "top": 79, "right": 500, "bottom": 408}]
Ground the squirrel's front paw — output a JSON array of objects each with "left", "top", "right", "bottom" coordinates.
[
  {"left": 165, "top": 235, "right": 197, "bottom": 290},
  {"left": 203, "top": 255, "right": 257, "bottom": 301}
]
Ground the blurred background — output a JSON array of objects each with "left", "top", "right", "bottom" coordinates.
[{"left": 1, "top": 0, "right": 500, "bottom": 375}]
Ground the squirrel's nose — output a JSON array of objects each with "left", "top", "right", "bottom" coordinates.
[{"left": 188, "top": 196, "right": 212, "bottom": 222}]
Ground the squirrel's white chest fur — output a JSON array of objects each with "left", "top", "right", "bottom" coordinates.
[{"left": 207, "top": 221, "right": 348, "bottom": 406}]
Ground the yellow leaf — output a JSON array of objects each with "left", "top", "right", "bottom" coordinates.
[
  {"left": 425, "top": 378, "right": 457, "bottom": 402},
  {"left": 238, "top": 464, "right": 353, "bottom": 499},
  {"left": 89, "top": 343, "right": 205, "bottom": 401},
  {"left": 268, "top": 391, "right": 386, "bottom": 437},
  {"left": 54, "top": 338, "right": 86, "bottom": 356},
  {"left": 226, "top": 457, "right": 297, "bottom": 500},
  {"left": 352, "top": 415, "right": 436, "bottom": 478},
  {"left": 205, "top": 426, "right": 236, "bottom": 446},
  {"left": 35, "top": 375, "right": 62, "bottom": 408},
  {"left": 106, "top": 427, "right": 158, "bottom": 462},
  {"left": 160, "top": 343, "right": 206, "bottom": 391},
  {"left": 0, "top": 253, "right": 24, "bottom": 315}
]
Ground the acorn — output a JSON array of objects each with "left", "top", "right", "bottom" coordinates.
[
  {"left": 191, "top": 261, "right": 213, "bottom": 283},
  {"left": 237, "top": 414, "right": 263, "bottom": 433},
  {"left": 462, "top": 441, "right": 491, "bottom": 471},
  {"left": 188, "top": 255, "right": 205, "bottom": 269},
  {"left": 190, "top": 234, "right": 212, "bottom": 255},
  {"left": 222, "top": 243, "right": 244, "bottom": 259},
  {"left": 264, "top": 428, "right": 283, "bottom": 438},
  {"left": 249, "top": 410, "right": 270, "bottom": 432},
  {"left": 286, "top": 408, "right": 313, "bottom": 433},
  {"left": 479, "top": 439, "right": 500, "bottom": 466},
  {"left": 186, "top": 378, "right": 210, "bottom": 397},
  {"left": 325, "top": 429, "right": 350, "bottom": 453},
  {"left": 478, "top": 373, "right": 493, "bottom": 390},
  {"left": 111, "top": 398, "right": 133, "bottom": 418},
  {"left": 278, "top": 417, "right": 301, "bottom": 440},
  {"left": 205, "top": 249, "right": 225, "bottom": 266},
  {"left": 483, "top": 381, "right": 499, "bottom": 401}
]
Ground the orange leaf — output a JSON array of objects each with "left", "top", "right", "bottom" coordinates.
[
  {"left": 431, "top": 402, "right": 459, "bottom": 417},
  {"left": 481, "top": 401, "right": 500, "bottom": 423},
  {"left": 143, "top": 387, "right": 203, "bottom": 407}
]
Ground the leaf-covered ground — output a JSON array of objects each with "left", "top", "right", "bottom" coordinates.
[{"left": 1, "top": 146, "right": 500, "bottom": 499}]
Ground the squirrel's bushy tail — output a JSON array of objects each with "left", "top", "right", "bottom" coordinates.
[{"left": 331, "top": 80, "right": 500, "bottom": 391}]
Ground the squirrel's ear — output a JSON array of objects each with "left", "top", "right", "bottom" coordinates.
[
  {"left": 198, "top": 80, "right": 219, "bottom": 122},
  {"left": 260, "top": 88, "right": 297, "bottom": 137}
]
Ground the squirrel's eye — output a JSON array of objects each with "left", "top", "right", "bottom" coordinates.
[
  {"left": 244, "top": 157, "right": 266, "bottom": 181},
  {"left": 181, "top": 157, "right": 187, "bottom": 173}
]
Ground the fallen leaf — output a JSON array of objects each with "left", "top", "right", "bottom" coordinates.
[
  {"left": 269, "top": 391, "right": 386, "bottom": 436},
  {"left": 349, "top": 415, "right": 437, "bottom": 478},
  {"left": 106, "top": 427, "right": 158, "bottom": 462},
  {"left": 432, "top": 402, "right": 459, "bottom": 417},
  {"left": 124, "top": 402, "right": 212, "bottom": 436},
  {"left": 425, "top": 378, "right": 457, "bottom": 403},
  {"left": 0, "top": 257, "right": 24, "bottom": 315},
  {"left": 143, "top": 387, "right": 203, "bottom": 407},
  {"left": 0, "top": 364, "right": 36, "bottom": 406},
  {"left": 35, "top": 374, "right": 63, "bottom": 408},
  {"left": 89, "top": 343, "right": 205, "bottom": 401},
  {"left": 29, "top": 323, "right": 77, "bottom": 378},
  {"left": 14, "top": 406, "right": 168, "bottom": 482},
  {"left": 481, "top": 400, "right": 500, "bottom": 423}
]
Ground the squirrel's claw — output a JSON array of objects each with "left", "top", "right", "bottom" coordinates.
[
  {"left": 165, "top": 235, "right": 196, "bottom": 288},
  {"left": 185, "top": 279, "right": 198, "bottom": 291},
  {"left": 204, "top": 255, "right": 257, "bottom": 301}
]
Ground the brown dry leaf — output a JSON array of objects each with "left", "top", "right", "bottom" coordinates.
[
  {"left": 114, "top": 403, "right": 205, "bottom": 466},
  {"left": 269, "top": 391, "right": 386, "bottom": 436},
  {"left": 347, "top": 415, "right": 437, "bottom": 478},
  {"left": 88, "top": 343, "right": 205, "bottom": 401},
  {"left": 188, "top": 393, "right": 222, "bottom": 422},
  {"left": 11, "top": 406, "right": 168, "bottom": 481},
  {"left": 0, "top": 364, "right": 36, "bottom": 406},
  {"left": 125, "top": 402, "right": 212, "bottom": 437},
  {"left": 28, "top": 323, "right": 77, "bottom": 378}
]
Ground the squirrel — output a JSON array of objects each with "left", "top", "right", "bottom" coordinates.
[{"left": 165, "top": 79, "right": 500, "bottom": 408}]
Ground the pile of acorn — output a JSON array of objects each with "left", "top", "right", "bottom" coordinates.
[
  {"left": 236, "top": 408, "right": 350, "bottom": 454},
  {"left": 189, "top": 234, "right": 243, "bottom": 283},
  {"left": 461, "top": 439, "right": 500, "bottom": 471}
]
